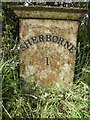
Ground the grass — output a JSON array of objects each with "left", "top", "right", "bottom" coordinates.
[
  {"left": 1, "top": 3, "right": 90, "bottom": 119},
  {"left": 1, "top": 59, "right": 90, "bottom": 118},
  {"left": 1, "top": 37, "right": 90, "bottom": 118}
]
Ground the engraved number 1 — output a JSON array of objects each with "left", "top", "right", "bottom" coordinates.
[{"left": 46, "top": 57, "right": 49, "bottom": 65}]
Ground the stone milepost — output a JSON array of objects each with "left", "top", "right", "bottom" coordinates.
[{"left": 13, "top": 6, "right": 87, "bottom": 87}]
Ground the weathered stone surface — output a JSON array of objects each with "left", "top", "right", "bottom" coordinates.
[
  {"left": 13, "top": 5, "right": 87, "bottom": 21},
  {"left": 13, "top": 6, "right": 87, "bottom": 87},
  {"left": 19, "top": 19, "right": 78, "bottom": 86}
]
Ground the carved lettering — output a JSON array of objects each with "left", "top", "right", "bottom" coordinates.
[
  {"left": 20, "top": 44, "right": 26, "bottom": 51},
  {"left": 45, "top": 57, "right": 49, "bottom": 65},
  {"left": 46, "top": 35, "right": 52, "bottom": 42},
  {"left": 19, "top": 34, "right": 76, "bottom": 53},
  {"left": 39, "top": 35, "right": 44, "bottom": 42},
  {"left": 52, "top": 36, "right": 58, "bottom": 43},
  {"left": 68, "top": 45, "right": 76, "bottom": 53},
  {"left": 64, "top": 41, "right": 72, "bottom": 50},
  {"left": 24, "top": 39, "right": 32, "bottom": 48},
  {"left": 32, "top": 36, "right": 38, "bottom": 44},
  {"left": 57, "top": 37, "right": 65, "bottom": 45}
]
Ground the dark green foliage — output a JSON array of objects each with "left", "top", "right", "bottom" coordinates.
[
  {"left": 2, "top": 3, "right": 19, "bottom": 61},
  {"left": 74, "top": 2, "right": 90, "bottom": 86}
]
